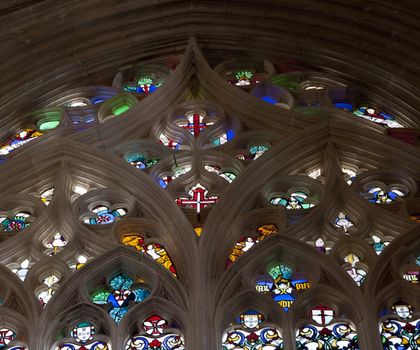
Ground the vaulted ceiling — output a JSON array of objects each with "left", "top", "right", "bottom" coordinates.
[{"left": 1, "top": 0, "right": 420, "bottom": 125}]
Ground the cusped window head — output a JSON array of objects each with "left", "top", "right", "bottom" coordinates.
[
  {"left": 222, "top": 310, "right": 283, "bottom": 349},
  {"left": 126, "top": 315, "right": 185, "bottom": 350},
  {"left": 296, "top": 305, "right": 359, "bottom": 348},
  {"left": 91, "top": 273, "right": 150, "bottom": 324}
]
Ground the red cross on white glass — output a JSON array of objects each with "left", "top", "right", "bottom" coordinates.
[
  {"left": 159, "top": 134, "right": 179, "bottom": 150},
  {"left": 311, "top": 305, "right": 334, "bottom": 326},
  {"left": 176, "top": 183, "right": 219, "bottom": 214},
  {"left": 183, "top": 112, "right": 207, "bottom": 137}
]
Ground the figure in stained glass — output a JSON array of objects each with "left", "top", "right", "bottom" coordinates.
[
  {"left": 44, "top": 232, "right": 68, "bottom": 255},
  {"left": 40, "top": 187, "right": 54, "bottom": 205},
  {"left": 37, "top": 274, "right": 60, "bottom": 307},
  {"left": 227, "top": 224, "right": 278, "bottom": 267},
  {"left": 121, "top": 234, "right": 177, "bottom": 276},
  {"left": 343, "top": 254, "right": 367, "bottom": 286},
  {"left": 333, "top": 212, "right": 354, "bottom": 233}
]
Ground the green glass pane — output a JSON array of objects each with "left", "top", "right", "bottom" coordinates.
[
  {"left": 39, "top": 120, "right": 60, "bottom": 130},
  {"left": 113, "top": 104, "right": 131, "bottom": 116},
  {"left": 91, "top": 291, "right": 110, "bottom": 304},
  {"left": 269, "top": 264, "right": 292, "bottom": 280}
]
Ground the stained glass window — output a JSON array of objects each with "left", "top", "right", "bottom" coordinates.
[
  {"left": 83, "top": 205, "right": 127, "bottom": 225},
  {"left": 234, "top": 70, "right": 254, "bottom": 86},
  {"left": 69, "top": 255, "right": 88, "bottom": 271},
  {"left": 0, "top": 212, "right": 31, "bottom": 232},
  {"left": 123, "top": 75, "right": 162, "bottom": 95},
  {"left": 125, "top": 315, "right": 185, "bottom": 350},
  {"left": 176, "top": 183, "right": 219, "bottom": 215},
  {"left": 353, "top": 107, "right": 403, "bottom": 128},
  {"left": 0, "top": 328, "right": 16, "bottom": 348},
  {"left": 64, "top": 99, "right": 89, "bottom": 108},
  {"left": 333, "top": 212, "right": 354, "bottom": 232},
  {"left": 10, "top": 259, "right": 31, "bottom": 281},
  {"left": 124, "top": 153, "right": 159, "bottom": 169},
  {"left": 308, "top": 168, "right": 322, "bottom": 179},
  {"left": 55, "top": 321, "right": 109, "bottom": 350},
  {"left": 236, "top": 145, "right": 269, "bottom": 161},
  {"left": 342, "top": 168, "right": 357, "bottom": 185},
  {"left": 40, "top": 187, "right": 54, "bottom": 205},
  {"left": 270, "top": 191, "right": 316, "bottom": 210},
  {"left": 37, "top": 274, "right": 60, "bottom": 307},
  {"left": 255, "top": 264, "right": 310, "bottom": 311},
  {"left": 91, "top": 273, "right": 150, "bottom": 324},
  {"left": 38, "top": 118, "right": 60, "bottom": 131},
  {"left": 343, "top": 254, "right": 367, "bottom": 286},
  {"left": 121, "top": 234, "right": 177, "bottom": 276},
  {"left": 44, "top": 232, "right": 68, "bottom": 255},
  {"left": 334, "top": 101, "right": 354, "bottom": 111},
  {"left": 296, "top": 305, "right": 359, "bottom": 349},
  {"left": 402, "top": 263, "right": 419, "bottom": 284},
  {"left": 367, "top": 187, "right": 405, "bottom": 204},
  {"left": 249, "top": 145, "right": 269, "bottom": 159},
  {"left": 212, "top": 130, "right": 234, "bottom": 146},
  {"left": 371, "top": 234, "right": 390, "bottom": 255},
  {"left": 0, "top": 128, "right": 44, "bottom": 155},
  {"left": 227, "top": 224, "right": 278, "bottom": 267},
  {"left": 159, "top": 176, "right": 172, "bottom": 188},
  {"left": 177, "top": 111, "right": 214, "bottom": 137},
  {"left": 173, "top": 166, "right": 191, "bottom": 178},
  {"left": 403, "top": 271, "right": 419, "bottom": 284},
  {"left": 159, "top": 134, "right": 180, "bottom": 150},
  {"left": 380, "top": 302, "right": 420, "bottom": 350},
  {"left": 112, "top": 104, "right": 131, "bottom": 116},
  {"left": 315, "top": 238, "right": 328, "bottom": 253},
  {"left": 125, "top": 153, "right": 147, "bottom": 169},
  {"left": 204, "top": 165, "right": 236, "bottom": 183},
  {"left": 222, "top": 310, "right": 283, "bottom": 349}
]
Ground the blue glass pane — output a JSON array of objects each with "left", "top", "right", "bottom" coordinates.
[
  {"left": 226, "top": 130, "right": 234, "bottom": 141},
  {"left": 262, "top": 96, "right": 277, "bottom": 104},
  {"left": 334, "top": 102, "right": 353, "bottom": 111}
]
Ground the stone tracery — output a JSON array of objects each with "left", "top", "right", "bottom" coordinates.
[{"left": 0, "top": 38, "right": 417, "bottom": 350}]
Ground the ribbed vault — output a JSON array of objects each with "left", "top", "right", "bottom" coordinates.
[{"left": 1, "top": 0, "right": 420, "bottom": 126}]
